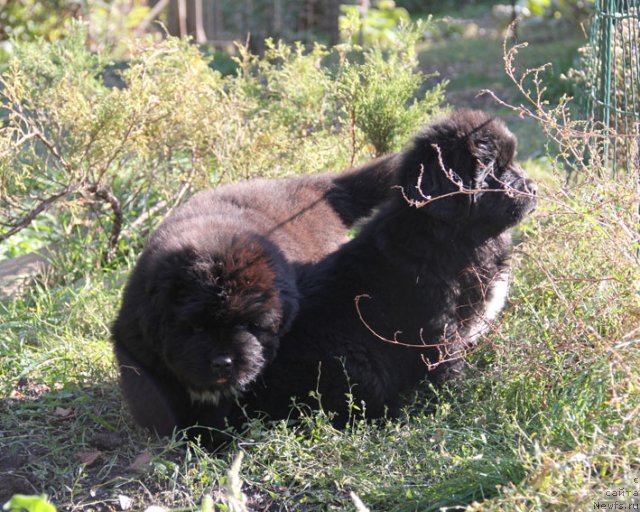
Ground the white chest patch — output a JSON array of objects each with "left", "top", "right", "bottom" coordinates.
[
  {"left": 188, "top": 387, "right": 239, "bottom": 406},
  {"left": 188, "top": 389, "right": 223, "bottom": 405},
  {"left": 466, "top": 271, "right": 510, "bottom": 344},
  {"left": 484, "top": 272, "right": 510, "bottom": 322}
]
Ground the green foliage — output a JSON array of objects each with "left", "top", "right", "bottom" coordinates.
[
  {"left": 526, "top": 0, "right": 594, "bottom": 19},
  {"left": 0, "top": 1, "right": 76, "bottom": 43},
  {"left": 85, "top": 0, "right": 150, "bottom": 57},
  {"left": 335, "top": 26, "right": 446, "bottom": 155},
  {"left": 2, "top": 495, "right": 56, "bottom": 512},
  {"left": 339, "top": 0, "right": 411, "bottom": 47},
  {"left": 470, "top": 165, "right": 640, "bottom": 509},
  {"left": 0, "top": 21, "right": 444, "bottom": 261},
  {"left": 0, "top": 1, "right": 151, "bottom": 63},
  {"left": 527, "top": 0, "right": 552, "bottom": 16},
  {"left": 0, "top": 213, "right": 56, "bottom": 260}
]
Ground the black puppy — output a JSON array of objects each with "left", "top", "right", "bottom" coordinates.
[
  {"left": 111, "top": 155, "right": 398, "bottom": 440},
  {"left": 246, "top": 110, "right": 538, "bottom": 423}
]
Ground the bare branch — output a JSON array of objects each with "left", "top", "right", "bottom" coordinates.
[
  {"left": 354, "top": 294, "right": 457, "bottom": 350},
  {"left": 392, "top": 144, "right": 537, "bottom": 210},
  {"left": 135, "top": 0, "right": 172, "bottom": 35},
  {"left": 87, "top": 184, "right": 123, "bottom": 260},
  {"left": 0, "top": 183, "right": 79, "bottom": 242}
]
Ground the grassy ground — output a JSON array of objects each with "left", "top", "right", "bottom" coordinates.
[
  {"left": 2, "top": 9, "right": 639, "bottom": 512},
  {"left": 418, "top": 10, "right": 586, "bottom": 160}
]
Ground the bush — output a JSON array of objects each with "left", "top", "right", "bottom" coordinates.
[
  {"left": 463, "top": 40, "right": 640, "bottom": 508},
  {"left": 339, "top": 0, "right": 411, "bottom": 47},
  {"left": 0, "top": 21, "right": 445, "bottom": 264}
]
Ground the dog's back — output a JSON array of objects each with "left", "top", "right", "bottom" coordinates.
[
  {"left": 246, "top": 111, "right": 537, "bottom": 423},
  {"left": 111, "top": 154, "right": 399, "bottom": 439}
]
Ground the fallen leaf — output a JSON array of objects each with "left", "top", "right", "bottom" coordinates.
[
  {"left": 76, "top": 450, "right": 102, "bottom": 466},
  {"left": 54, "top": 406, "right": 73, "bottom": 417},
  {"left": 128, "top": 450, "right": 152, "bottom": 470},
  {"left": 91, "top": 431, "right": 124, "bottom": 451},
  {"left": 118, "top": 494, "right": 132, "bottom": 510}
]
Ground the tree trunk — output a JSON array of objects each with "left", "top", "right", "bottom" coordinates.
[
  {"left": 167, "top": 0, "right": 207, "bottom": 40},
  {"left": 324, "top": 0, "right": 341, "bottom": 45}
]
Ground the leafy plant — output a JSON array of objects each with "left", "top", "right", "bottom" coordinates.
[
  {"left": 526, "top": 0, "right": 594, "bottom": 20},
  {"left": 339, "top": 0, "right": 411, "bottom": 47},
  {"left": 2, "top": 495, "right": 56, "bottom": 512},
  {"left": 334, "top": 24, "right": 446, "bottom": 157},
  {"left": 0, "top": 21, "right": 445, "bottom": 263},
  {"left": 0, "top": 0, "right": 152, "bottom": 64},
  {"left": 0, "top": 0, "right": 77, "bottom": 44}
]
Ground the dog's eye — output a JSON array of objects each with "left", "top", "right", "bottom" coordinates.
[
  {"left": 480, "top": 169, "right": 501, "bottom": 189},
  {"left": 243, "top": 321, "right": 272, "bottom": 334},
  {"left": 477, "top": 162, "right": 497, "bottom": 186}
]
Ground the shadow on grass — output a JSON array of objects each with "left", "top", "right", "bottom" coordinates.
[{"left": 0, "top": 379, "right": 169, "bottom": 507}]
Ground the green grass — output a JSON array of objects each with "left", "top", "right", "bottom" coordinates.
[
  {"left": 418, "top": 15, "right": 587, "bottom": 159},
  {"left": 2, "top": 12, "right": 639, "bottom": 512},
  {"left": 420, "top": 31, "right": 584, "bottom": 95},
  {"left": 2, "top": 161, "right": 638, "bottom": 511}
]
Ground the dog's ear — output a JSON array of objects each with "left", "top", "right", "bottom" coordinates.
[
  {"left": 474, "top": 118, "right": 517, "bottom": 171},
  {"left": 276, "top": 277, "right": 299, "bottom": 334},
  {"left": 145, "top": 249, "right": 193, "bottom": 301},
  {"left": 138, "top": 247, "right": 200, "bottom": 344},
  {"left": 228, "top": 234, "right": 300, "bottom": 335},
  {"left": 262, "top": 243, "right": 299, "bottom": 335},
  {"left": 397, "top": 126, "right": 477, "bottom": 220}
]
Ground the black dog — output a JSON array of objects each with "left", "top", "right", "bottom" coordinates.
[
  {"left": 246, "top": 110, "right": 538, "bottom": 423},
  {"left": 111, "top": 156, "right": 398, "bottom": 439}
]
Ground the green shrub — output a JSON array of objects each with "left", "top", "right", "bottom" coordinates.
[
  {"left": 334, "top": 26, "right": 445, "bottom": 157},
  {"left": 2, "top": 494, "right": 56, "bottom": 512},
  {"left": 0, "top": 21, "right": 445, "bottom": 264},
  {"left": 339, "top": 0, "right": 411, "bottom": 47}
]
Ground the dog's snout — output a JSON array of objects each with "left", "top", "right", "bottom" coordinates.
[
  {"left": 211, "top": 355, "right": 233, "bottom": 370},
  {"left": 511, "top": 175, "right": 537, "bottom": 197},
  {"left": 524, "top": 178, "right": 538, "bottom": 196}
]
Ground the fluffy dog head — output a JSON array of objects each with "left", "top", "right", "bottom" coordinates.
[
  {"left": 140, "top": 232, "right": 299, "bottom": 405},
  {"left": 398, "top": 110, "right": 537, "bottom": 232}
]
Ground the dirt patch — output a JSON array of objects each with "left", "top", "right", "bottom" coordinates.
[
  {"left": 0, "top": 449, "right": 38, "bottom": 503},
  {"left": 0, "top": 246, "right": 53, "bottom": 300}
]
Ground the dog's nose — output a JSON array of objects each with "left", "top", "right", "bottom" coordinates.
[
  {"left": 211, "top": 355, "right": 233, "bottom": 370},
  {"left": 524, "top": 179, "right": 538, "bottom": 196}
]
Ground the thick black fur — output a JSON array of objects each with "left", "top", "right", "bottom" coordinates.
[
  {"left": 111, "top": 155, "right": 399, "bottom": 440},
  {"left": 245, "top": 110, "right": 538, "bottom": 423}
]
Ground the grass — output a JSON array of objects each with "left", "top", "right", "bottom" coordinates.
[
  {"left": 2, "top": 176, "right": 638, "bottom": 510},
  {"left": 418, "top": 11, "right": 587, "bottom": 159},
  {"left": 2, "top": 10, "right": 639, "bottom": 512}
]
